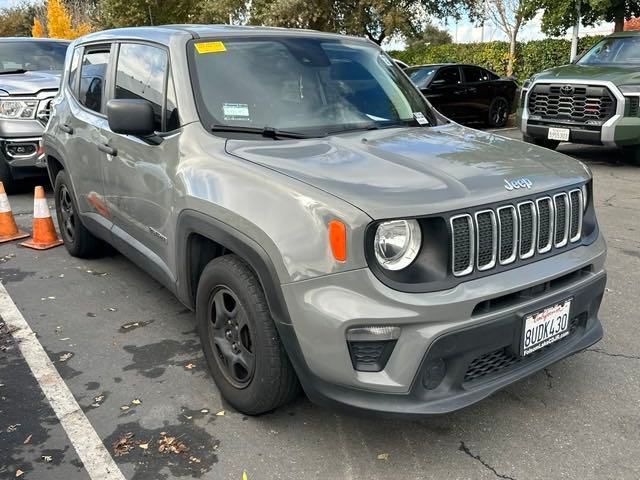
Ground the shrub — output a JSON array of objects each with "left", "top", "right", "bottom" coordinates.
[{"left": 390, "top": 35, "right": 605, "bottom": 81}]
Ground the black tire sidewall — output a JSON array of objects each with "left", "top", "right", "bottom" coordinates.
[
  {"left": 488, "top": 97, "right": 509, "bottom": 128},
  {"left": 196, "top": 256, "right": 292, "bottom": 414},
  {"left": 0, "top": 160, "right": 14, "bottom": 193}
]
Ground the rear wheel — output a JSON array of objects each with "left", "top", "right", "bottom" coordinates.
[
  {"left": 487, "top": 96, "right": 510, "bottom": 128},
  {"left": 54, "top": 170, "right": 105, "bottom": 257},
  {"left": 196, "top": 255, "right": 300, "bottom": 415},
  {"left": 523, "top": 134, "right": 560, "bottom": 151}
]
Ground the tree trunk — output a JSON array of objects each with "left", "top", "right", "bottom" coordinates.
[
  {"left": 614, "top": 17, "right": 625, "bottom": 32},
  {"left": 614, "top": 0, "right": 625, "bottom": 31},
  {"left": 507, "top": 32, "right": 516, "bottom": 76}
]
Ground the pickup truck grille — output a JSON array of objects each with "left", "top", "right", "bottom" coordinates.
[
  {"left": 450, "top": 189, "right": 584, "bottom": 277},
  {"left": 528, "top": 83, "right": 616, "bottom": 124}
]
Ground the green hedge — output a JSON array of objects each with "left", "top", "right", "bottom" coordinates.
[{"left": 390, "top": 36, "right": 605, "bottom": 81}]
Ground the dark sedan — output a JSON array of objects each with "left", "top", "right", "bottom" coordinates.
[{"left": 405, "top": 63, "right": 518, "bottom": 128}]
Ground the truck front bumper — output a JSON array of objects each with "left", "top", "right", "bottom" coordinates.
[{"left": 279, "top": 234, "right": 606, "bottom": 414}]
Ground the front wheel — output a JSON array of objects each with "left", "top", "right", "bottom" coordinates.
[
  {"left": 196, "top": 255, "right": 300, "bottom": 415},
  {"left": 523, "top": 134, "right": 560, "bottom": 151},
  {"left": 487, "top": 96, "right": 510, "bottom": 128}
]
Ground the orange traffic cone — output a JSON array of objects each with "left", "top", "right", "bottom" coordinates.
[
  {"left": 20, "top": 186, "right": 64, "bottom": 250},
  {"left": 0, "top": 181, "right": 29, "bottom": 243}
]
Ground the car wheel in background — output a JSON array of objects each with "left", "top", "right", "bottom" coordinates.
[
  {"left": 487, "top": 96, "right": 510, "bottom": 128},
  {"left": 196, "top": 254, "right": 300, "bottom": 415},
  {"left": 0, "top": 160, "right": 16, "bottom": 193},
  {"left": 523, "top": 134, "right": 560, "bottom": 151},
  {"left": 54, "top": 170, "right": 106, "bottom": 257}
]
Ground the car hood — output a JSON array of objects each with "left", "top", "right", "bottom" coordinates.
[
  {"left": 0, "top": 70, "right": 61, "bottom": 95},
  {"left": 533, "top": 64, "right": 640, "bottom": 86},
  {"left": 226, "top": 123, "right": 590, "bottom": 219}
]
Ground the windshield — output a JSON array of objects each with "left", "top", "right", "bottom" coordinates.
[
  {"left": 578, "top": 36, "right": 640, "bottom": 65},
  {"left": 189, "top": 37, "right": 437, "bottom": 137},
  {"left": 0, "top": 41, "right": 68, "bottom": 73},
  {"left": 405, "top": 66, "right": 438, "bottom": 88}
]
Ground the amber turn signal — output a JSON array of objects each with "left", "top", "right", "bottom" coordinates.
[{"left": 328, "top": 220, "right": 347, "bottom": 262}]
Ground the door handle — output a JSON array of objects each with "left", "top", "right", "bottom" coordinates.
[
  {"left": 98, "top": 143, "right": 117, "bottom": 156},
  {"left": 60, "top": 124, "right": 74, "bottom": 134}
]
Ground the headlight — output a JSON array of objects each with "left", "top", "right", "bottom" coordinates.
[
  {"left": 0, "top": 99, "right": 38, "bottom": 119},
  {"left": 374, "top": 219, "right": 422, "bottom": 270},
  {"left": 619, "top": 85, "right": 640, "bottom": 96}
]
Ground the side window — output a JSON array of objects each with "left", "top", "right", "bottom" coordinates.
[
  {"left": 462, "top": 66, "right": 483, "bottom": 83},
  {"left": 68, "top": 47, "right": 81, "bottom": 94},
  {"left": 115, "top": 43, "right": 167, "bottom": 132},
  {"left": 434, "top": 67, "right": 461, "bottom": 86},
  {"left": 165, "top": 71, "right": 180, "bottom": 131},
  {"left": 79, "top": 48, "right": 110, "bottom": 113}
]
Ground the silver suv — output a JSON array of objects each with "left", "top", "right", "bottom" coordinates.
[
  {"left": 44, "top": 26, "right": 607, "bottom": 415},
  {"left": 0, "top": 38, "right": 69, "bottom": 191}
]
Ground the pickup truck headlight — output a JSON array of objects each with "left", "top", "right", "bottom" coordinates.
[
  {"left": 619, "top": 85, "right": 640, "bottom": 96},
  {"left": 0, "top": 99, "right": 38, "bottom": 119},
  {"left": 374, "top": 219, "right": 422, "bottom": 271}
]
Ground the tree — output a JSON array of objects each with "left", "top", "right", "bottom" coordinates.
[
  {"left": 406, "top": 23, "right": 453, "bottom": 48},
  {"left": 250, "top": 0, "right": 478, "bottom": 45},
  {"left": 486, "top": 0, "right": 538, "bottom": 75},
  {"left": 0, "top": 3, "right": 41, "bottom": 37},
  {"left": 31, "top": 0, "right": 93, "bottom": 39},
  {"left": 539, "top": 0, "right": 640, "bottom": 36},
  {"left": 32, "top": 18, "right": 46, "bottom": 37}
]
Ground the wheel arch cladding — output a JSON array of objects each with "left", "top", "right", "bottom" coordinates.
[
  {"left": 176, "top": 209, "right": 293, "bottom": 327},
  {"left": 45, "top": 146, "right": 66, "bottom": 186}
]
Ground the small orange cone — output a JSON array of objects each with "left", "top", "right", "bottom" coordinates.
[
  {"left": 0, "top": 181, "right": 29, "bottom": 243},
  {"left": 20, "top": 186, "right": 64, "bottom": 250}
]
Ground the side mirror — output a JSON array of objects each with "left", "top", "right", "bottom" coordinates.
[{"left": 107, "top": 99, "right": 155, "bottom": 136}]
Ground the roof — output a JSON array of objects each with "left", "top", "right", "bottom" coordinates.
[
  {"left": 77, "top": 25, "right": 370, "bottom": 46},
  {"left": 0, "top": 37, "right": 70, "bottom": 43}
]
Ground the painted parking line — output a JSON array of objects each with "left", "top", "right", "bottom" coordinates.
[{"left": 0, "top": 282, "right": 126, "bottom": 480}]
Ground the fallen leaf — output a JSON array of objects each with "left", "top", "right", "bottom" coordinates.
[
  {"left": 15, "top": 469, "right": 24, "bottom": 477},
  {"left": 189, "top": 456, "right": 201, "bottom": 463},
  {"left": 42, "top": 455, "right": 52, "bottom": 463},
  {"left": 120, "top": 405, "right": 130, "bottom": 411},
  {"left": 131, "top": 399, "right": 141, "bottom": 405},
  {"left": 185, "top": 363, "right": 195, "bottom": 369},
  {"left": 377, "top": 453, "right": 389, "bottom": 461},
  {"left": 23, "top": 434, "right": 32, "bottom": 444},
  {"left": 112, "top": 432, "right": 134, "bottom": 456},
  {"left": 7, "top": 424, "right": 20, "bottom": 433},
  {"left": 59, "top": 337, "right": 70, "bottom": 341},
  {"left": 58, "top": 352, "right": 73, "bottom": 362},
  {"left": 138, "top": 443, "right": 149, "bottom": 450},
  {"left": 59, "top": 274, "right": 65, "bottom": 278},
  {"left": 200, "top": 409, "right": 209, "bottom": 414},
  {"left": 106, "top": 307, "right": 118, "bottom": 312},
  {"left": 158, "top": 433, "right": 188, "bottom": 454},
  {"left": 216, "top": 410, "right": 225, "bottom": 416},
  {"left": 242, "top": 471, "right": 248, "bottom": 480},
  {"left": 183, "top": 415, "right": 193, "bottom": 420}
]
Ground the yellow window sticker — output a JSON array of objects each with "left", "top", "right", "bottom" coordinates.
[{"left": 195, "top": 41, "right": 226, "bottom": 54}]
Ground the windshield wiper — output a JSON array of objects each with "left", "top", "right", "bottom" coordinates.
[
  {"left": 211, "top": 124, "right": 318, "bottom": 139},
  {"left": 0, "top": 69, "right": 28, "bottom": 75}
]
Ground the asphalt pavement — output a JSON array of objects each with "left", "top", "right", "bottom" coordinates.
[{"left": 1, "top": 128, "right": 640, "bottom": 480}]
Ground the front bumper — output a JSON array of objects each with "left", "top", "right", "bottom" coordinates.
[{"left": 280, "top": 234, "right": 606, "bottom": 414}]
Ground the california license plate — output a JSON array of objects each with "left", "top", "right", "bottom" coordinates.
[
  {"left": 521, "top": 299, "right": 572, "bottom": 356},
  {"left": 547, "top": 127, "right": 570, "bottom": 141}
]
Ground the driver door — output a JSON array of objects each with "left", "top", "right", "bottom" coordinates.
[{"left": 422, "top": 66, "right": 464, "bottom": 118}]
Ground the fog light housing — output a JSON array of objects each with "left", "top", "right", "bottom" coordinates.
[
  {"left": 422, "top": 358, "right": 446, "bottom": 390},
  {"left": 346, "top": 326, "right": 400, "bottom": 372}
]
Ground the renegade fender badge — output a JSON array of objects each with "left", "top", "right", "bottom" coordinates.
[{"left": 504, "top": 177, "right": 533, "bottom": 191}]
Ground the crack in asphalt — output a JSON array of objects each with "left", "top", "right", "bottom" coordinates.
[
  {"left": 587, "top": 348, "right": 640, "bottom": 361},
  {"left": 543, "top": 368, "right": 553, "bottom": 389},
  {"left": 459, "top": 442, "right": 517, "bottom": 480}
]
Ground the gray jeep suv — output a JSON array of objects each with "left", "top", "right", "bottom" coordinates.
[
  {"left": 43, "top": 26, "right": 606, "bottom": 415},
  {"left": 0, "top": 38, "right": 69, "bottom": 191}
]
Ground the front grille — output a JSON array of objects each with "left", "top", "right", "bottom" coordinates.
[
  {"left": 463, "top": 314, "right": 583, "bottom": 384},
  {"left": 528, "top": 83, "right": 616, "bottom": 124},
  {"left": 451, "top": 188, "right": 584, "bottom": 277},
  {"left": 628, "top": 97, "right": 639, "bottom": 117}
]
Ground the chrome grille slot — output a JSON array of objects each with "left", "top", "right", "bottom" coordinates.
[
  {"left": 527, "top": 83, "right": 617, "bottom": 124},
  {"left": 536, "top": 197, "right": 554, "bottom": 253},
  {"left": 518, "top": 201, "right": 537, "bottom": 259},
  {"left": 554, "top": 193, "right": 569, "bottom": 247},
  {"left": 451, "top": 214, "right": 474, "bottom": 277},
  {"left": 475, "top": 210, "right": 497, "bottom": 271},
  {"left": 497, "top": 206, "right": 517, "bottom": 265},
  {"left": 448, "top": 187, "right": 586, "bottom": 278},
  {"left": 569, "top": 189, "right": 583, "bottom": 242}
]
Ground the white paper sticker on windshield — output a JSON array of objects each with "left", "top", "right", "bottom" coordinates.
[
  {"left": 223, "top": 103, "right": 250, "bottom": 120},
  {"left": 413, "top": 112, "right": 429, "bottom": 125}
]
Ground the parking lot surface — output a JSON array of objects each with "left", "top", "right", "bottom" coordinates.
[{"left": 1, "top": 128, "right": 640, "bottom": 480}]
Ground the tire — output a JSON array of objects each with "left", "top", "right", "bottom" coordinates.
[
  {"left": 487, "top": 96, "right": 510, "bottom": 128},
  {"left": 196, "top": 254, "right": 300, "bottom": 415},
  {"left": 623, "top": 147, "right": 640, "bottom": 166},
  {"left": 0, "top": 159, "right": 16, "bottom": 194},
  {"left": 523, "top": 134, "right": 560, "bottom": 151},
  {"left": 54, "top": 170, "right": 105, "bottom": 258}
]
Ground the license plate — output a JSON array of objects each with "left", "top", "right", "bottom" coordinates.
[
  {"left": 547, "top": 127, "right": 570, "bottom": 141},
  {"left": 521, "top": 299, "right": 572, "bottom": 356}
]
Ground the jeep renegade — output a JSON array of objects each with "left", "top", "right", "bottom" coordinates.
[
  {"left": 519, "top": 31, "right": 640, "bottom": 158},
  {"left": 44, "top": 26, "right": 606, "bottom": 415},
  {"left": 0, "top": 38, "right": 69, "bottom": 191}
]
